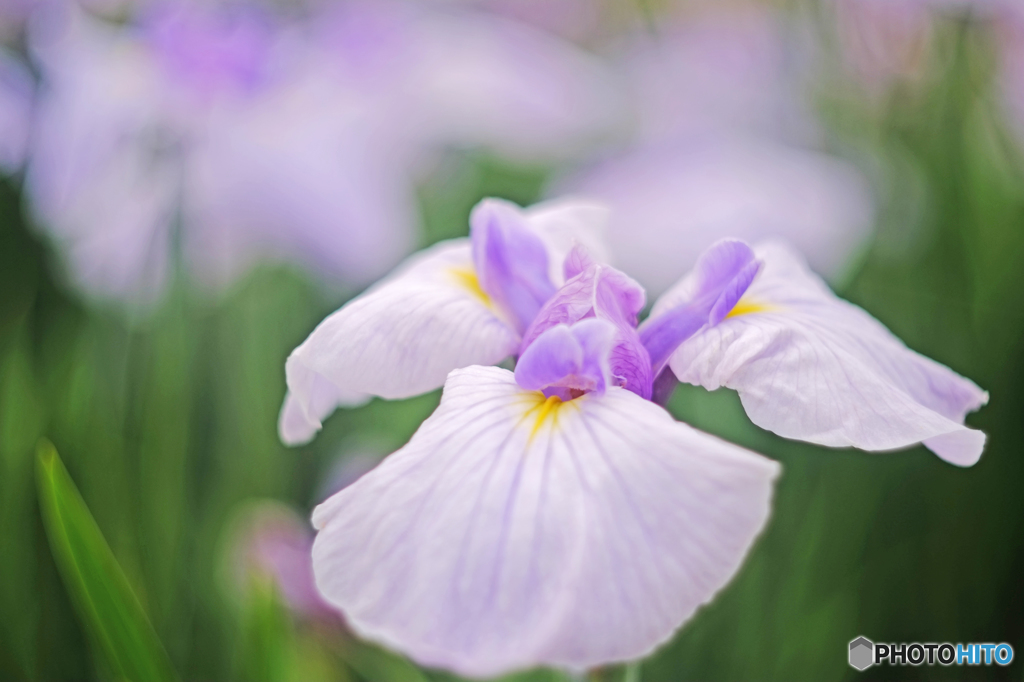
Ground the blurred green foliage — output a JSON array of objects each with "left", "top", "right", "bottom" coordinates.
[{"left": 2, "top": 14, "right": 1024, "bottom": 682}]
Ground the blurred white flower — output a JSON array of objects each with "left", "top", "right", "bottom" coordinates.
[
  {"left": 24, "top": 0, "right": 620, "bottom": 304},
  {"left": 556, "top": 4, "right": 875, "bottom": 296},
  {"left": 564, "top": 137, "right": 873, "bottom": 296}
]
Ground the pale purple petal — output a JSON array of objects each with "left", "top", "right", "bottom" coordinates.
[
  {"left": 562, "top": 243, "right": 595, "bottom": 281},
  {"left": 514, "top": 318, "right": 617, "bottom": 396},
  {"left": 281, "top": 240, "right": 520, "bottom": 444},
  {"left": 640, "top": 239, "right": 762, "bottom": 375},
  {"left": 471, "top": 198, "right": 556, "bottom": 334},
  {"left": 559, "top": 136, "right": 874, "bottom": 296},
  {"left": 662, "top": 241, "right": 989, "bottom": 466},
  {"left": 312, "top": 366, "right": 779, "bottom": 678},
  {"left": 522, "top": 264, "right": 645, "bottom": 349},
  {"left": 279, "top": 359, "right": 370, "bottom": 447},
  {"left": 521, "top": 198, "right": 611, "bottom": 287}
]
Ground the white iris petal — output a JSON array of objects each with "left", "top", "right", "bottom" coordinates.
[
  {"left": 312, "top": 366, "right": 779, "bottom": 678},
  {"left": 659, "top": 241, "right": 988, "bottom": 466}
]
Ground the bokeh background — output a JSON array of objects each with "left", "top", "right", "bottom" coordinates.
[{"left": 1, "top": 0, "right": 1022, "bottom": 680}]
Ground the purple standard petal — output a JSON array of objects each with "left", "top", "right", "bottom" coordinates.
[
  {"left": 640, "top": 239, "right": 762, "bottom": 376},
  {"left": 471, "top": 198, "right": 557, "bottom": 334},
  {"left": 515, "top": 318, "right": 617, "bottom": 399},
  {"left": 521, "top": 263, "right": 652, "bottom": 398}
]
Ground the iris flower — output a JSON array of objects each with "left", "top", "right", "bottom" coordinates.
[{"left": 282, "top": 198, "right": 985, "bottom": 677}]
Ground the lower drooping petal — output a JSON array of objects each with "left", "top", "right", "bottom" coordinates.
[
  {"left": 312, "top": 366, "right": 779, "bottom": 678},
  {"left": 278, "top": 358, "right": 370, "bottom": 446},
  {"left": 657, "top": 241, "right": 989, "bottom": 466},
  {"left": 280, "top": 241, "right": 519, "bottom": 445}
]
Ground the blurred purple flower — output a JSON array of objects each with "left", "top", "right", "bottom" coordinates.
[
  {"left": 556, "top": 4, "right": 876, "bottom": 296},
  {"left": 23, "top": 1, "right": 620, "bottom": 304},
  {"left": 232, "top": 502, "right": 335, "bottom": 621}
]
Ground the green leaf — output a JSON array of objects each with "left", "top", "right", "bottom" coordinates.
[{"left": 36, "top": 439, "right": 178, "bottom": 682}]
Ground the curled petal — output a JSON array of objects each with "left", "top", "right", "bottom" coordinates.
[
  {"left": 278, "top": 358, "right": 370, "bottom": 447},
  {"left": 312, "top": 366, "right": 780, "bottom": 678},
  {"left": 640, "top": 239, "right": 762, "bottom": 375},
  {"left": 662, "top": 241, "right": 989, "bottom": 466},
  {"left": 281, "top": 241, "right": 519, "bottom": 444},
  {"left": 515, "top": 318, "right": 617, "bottom": 397}
]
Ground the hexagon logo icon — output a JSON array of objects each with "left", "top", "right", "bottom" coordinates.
[{"left": 849, "top": 636, "right": 874, "bottom": 671}]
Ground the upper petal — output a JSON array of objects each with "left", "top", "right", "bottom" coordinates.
[
  {"left": 281, "top": 240, "right": 519, "bottom": 444},
  {"left": 471, "top": 198, "right": 557, "bottom": 334},
  {"left": 663, "top": 241, "right": 989, "bottom": 466},
  {"left": 312, "top": 366, "right": 779, "bottom": 678}
]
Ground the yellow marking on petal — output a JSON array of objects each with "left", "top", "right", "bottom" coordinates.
[
  {"left": 448, "top": 267, "right": 491, "bottom": 307},
  {"left": 533, "top": 395, "right": 562, "bottom": 435},
  {"left": 726, "top": 299, "right": 776, "bottom": 318},
  {"left": 524, "top": 394, "right": 563, "bottom": 443}
]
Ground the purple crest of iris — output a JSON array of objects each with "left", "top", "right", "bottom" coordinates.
[{"left": 284, "top": 197, "right": 987, "bottom": 677}]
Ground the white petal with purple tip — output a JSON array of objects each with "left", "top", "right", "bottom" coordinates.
[
  {"left": 281, "top": 241, "right": 520, "bottom": 443},
  {"left": 312, "top": 366, "right": 779, "bottom": 678},
  {"left": 658, "top": 241, "right": 989, "bottom": 466}
]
